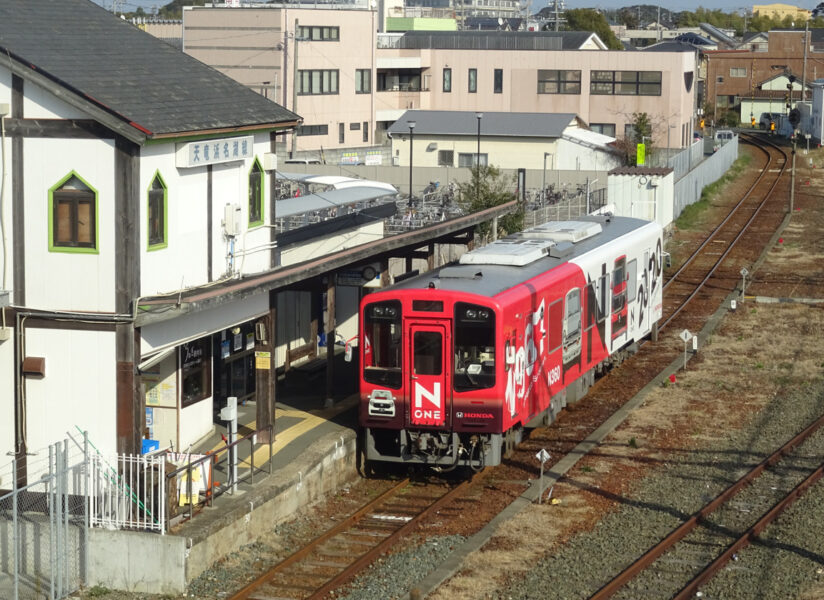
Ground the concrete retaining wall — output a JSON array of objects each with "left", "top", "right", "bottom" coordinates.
[{"left": 87, "top": 428, "right": 359, "bottom": 594}]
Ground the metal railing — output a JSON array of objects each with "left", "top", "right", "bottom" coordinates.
[{"left": 164, "top": 425, "right": 274, "bottom": 530}]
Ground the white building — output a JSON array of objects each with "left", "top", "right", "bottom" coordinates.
[{"left": 0, "top": 0, "right": 302, "bottom": 470}]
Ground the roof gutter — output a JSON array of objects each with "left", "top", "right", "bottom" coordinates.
[{"left": 145, "top": 120, "right": 301, "bottom": 144}]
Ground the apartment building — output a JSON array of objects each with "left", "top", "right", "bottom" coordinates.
[
  {"left": 376, "top": 31, "right": 697, "bottom": 148},
  {"left": 182, "top": 7, "right": 697, "bottom": 154},
  {"left": 183, "top": 5, "right": 379, "bottom": 157}
]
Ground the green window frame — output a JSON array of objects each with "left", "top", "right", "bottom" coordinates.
[
  {"left": 147, "top": 171, "right": 168, "bottom": 251},
  {"left": 248, "top": 158, "right": 264, "bottom": 228},
  {"left": 48, "top": 171, "right": 98, "bottom": 254}
]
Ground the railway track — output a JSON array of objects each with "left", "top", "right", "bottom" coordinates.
[
  {"left": 228, "top": 476, "right": 470, "bottom": 600},
  {"left": 660, "top": 132, "right": 789, "bottom": 333},
  {"left": 589, "top": 412, "right": 824, "bottom": 600},
  {"left": 224, "top": 134, "right": 799, "bottom": 600}
]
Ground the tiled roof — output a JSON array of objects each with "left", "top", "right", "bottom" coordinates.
[
  {"left": 387, "top": 110, "right": 578, "bottom": 138},
  {"left": 0, "top": 0, "right": 299, "bottom": 142}
]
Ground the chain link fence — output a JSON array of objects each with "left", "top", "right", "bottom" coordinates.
[{"left": 0, "top": 439, "right": 87, "bottom": 600}]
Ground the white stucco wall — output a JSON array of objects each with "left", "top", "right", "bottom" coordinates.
[
  {"left": 23, "top": 327, "right": 118, "bottom": 462},
  {"left": 24, "top": 137, "right": 117, "bottom": 312}
]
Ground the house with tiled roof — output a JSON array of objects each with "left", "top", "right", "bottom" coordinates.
[{"left": 0, "top": 0, "right": 302, "bottom": 470}]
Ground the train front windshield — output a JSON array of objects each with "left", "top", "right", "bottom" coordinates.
[
  {"left": 363, "top": 300, "right": 403, "bottom": 388},
  {"left": 453, "top": 302, "right": 496, "bottom": 391}
]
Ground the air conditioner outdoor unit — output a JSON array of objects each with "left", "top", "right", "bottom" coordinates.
[{"left": 223, "top": 204, "right": 242, "bottom": 236}]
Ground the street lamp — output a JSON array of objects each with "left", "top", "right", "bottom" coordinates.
[
  {"left": 408, "top": 120, "right": 416, "bottom": 205},
  {"left": 475, "top": 112, "right": 482, "bottom": 206},
  {"left": 542, "top": 152, "right": 553, "bottom": 199}
]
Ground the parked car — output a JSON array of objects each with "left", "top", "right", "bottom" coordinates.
[
  {"left": 759, "top": 112, "right": 783, "bottom": 131},
  {"left": 713, "top": 129, "right": 735, "bottom": 152}
]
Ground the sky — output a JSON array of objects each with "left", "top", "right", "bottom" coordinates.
[{"left": 93, "top": 0, "right": 822, "bottom": 16}]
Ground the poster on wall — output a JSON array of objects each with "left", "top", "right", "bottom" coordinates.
[
  {"left": 246, "top": 332, "right": 255, "bottom": 350},
  {"left": 181, "top": 339, "right": 212, "bottom": 408},
  {"left": 221, "top": 340, "right": 230, "bottom": 359}
]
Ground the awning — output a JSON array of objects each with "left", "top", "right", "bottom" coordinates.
[
  {"left": 276, "top": 186, "right": 398, "bottom": 219},
  {"left": 137, "top": 346, "right": 175, "bottom": 374}
]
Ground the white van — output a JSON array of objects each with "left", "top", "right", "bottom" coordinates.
[{"left": 713, "top": 129, "right": 734, "bottom": 152}]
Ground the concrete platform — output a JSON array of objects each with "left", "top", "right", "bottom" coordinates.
[{"left": 88, "top": 368, "right": 362, "bottom": 595}]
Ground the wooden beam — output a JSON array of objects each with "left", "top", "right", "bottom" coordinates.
[{"left": 325, "top": 277, "right": 336, "bottom": 407}]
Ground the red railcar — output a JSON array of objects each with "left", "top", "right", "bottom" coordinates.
[{"left": 359, "top": 215, "right": 664, "bottom": 469}]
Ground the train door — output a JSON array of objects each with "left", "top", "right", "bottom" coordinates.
[
  {"left": 408, "top": 321, "right": 451, "bottom": 429},
  {"left": 611, "top": 255, "right": 628, "bottom": 342}
]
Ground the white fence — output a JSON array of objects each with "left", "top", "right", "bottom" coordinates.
[{"left": 89, "top": 453, "right": 167, "bottom": 534}]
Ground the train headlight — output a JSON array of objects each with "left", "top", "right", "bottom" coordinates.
[
  {"left": 466, "top": 309, "right": 477, "bottom": 319},
  {"left": 373, "top": 306, "right": 384, "bottom": 316},
  {"left": 479, "top": 309, "right": 490, "bottom": 320}
]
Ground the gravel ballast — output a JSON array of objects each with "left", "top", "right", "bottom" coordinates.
[{"left": 502, "top": 381, "right": 824, "bottom": 600}]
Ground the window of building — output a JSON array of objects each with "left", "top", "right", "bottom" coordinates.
[
  {"left": 493, "top": 68, "right": 503, "bottom": 94},
  {"left": 350, "top": 122, "right": 361, "bottom": 130},
  {"left": 459, "top": 152, "right": 488, "bottom": 167},
  {"left": 624, "top": 123, "right": 636, "bottom": 139},
  {"left": 730, "top": 67, "right": 746, "bottom": 77},
  {"left": 298, "top": 69, "right": 339, "bottom": 95},
  {"left": 537, "top": 69, "right": 582, "bottom": 94},
  {"left": 147, "top": 171, "right": 167, "bottom": 250},
  {"left": 49, "top": 172, "right": 98, "bottom": 253},
  {"left": 590, "top": 70, "right": 661, "bottom": 96},
  {"left": 248, "top": 159, "right": 263, "bottom": 227},
  {"left": 363, "top": 121, "right": 369, "bottom": 143},
  {"left": 438, "top": 150, "right": 454, "bottom": 166},
  {"left": 443, "top": 67, "right": 452, "bottom": 93},
  {"left": 716, "top": 75, "right": 724, "bottom": 83},
  {"left": 590, "top": 123, "right": 616, "bottom": 137},
  {"left": 297, "top": 124, "right": 329, "bottom": 136},
  {"left": 355, "top": 68, "right": 371, "bottom": 93},
  {"left": 297, "top": 26, "right": 339, "bottom": 41},
  {"left": 181, "top": 338, "right": 212, "bottom": 408},
  {"left": 339, "top": 122, "right": 345, "bottom": 144},
  {"left": 468, "top": 68, "right": 477, "bottom": 93}
]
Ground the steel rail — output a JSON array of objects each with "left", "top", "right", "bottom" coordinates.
[
  {"left": 229, "top": 477, "right": 472, "bottom": 600},
  {"left": 674, "top": 459, "right": 824, "bottom": 599},
  {"left": 659, "top": 134, "right": 789, "bottom": 332},
  {"left": 228, "top": 477, "right": 411, "bottom": 600},
  {"left": 663, "top": 134, "right": 779, "bottom": 292},
  {"left": 307, "top": 478, "right": 472, "bottom": 599},
  {"left": 588, "top": 411, "right": 824, "bottom": 600}
]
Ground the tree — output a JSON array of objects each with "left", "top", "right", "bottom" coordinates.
[
  {"left": 629, "top": 112, "right": 653, "bottom": 146},
  {"left": 456, "top": 165, "right": 523, "bottom": 242},
  {"left": 617, "top": 7, "right": 639, "bottom": 29},
  {"left": 562, "top": 9, "right": 624, "bottom": 50}
]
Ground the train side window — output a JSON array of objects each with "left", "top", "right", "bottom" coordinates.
[
  {"left": 626, "top": 259, "right": 638, "bottom": 303},
  {"left": 547, "top": 298, "right": 564, "bottom": 354},
  {"left": 563, "top": 288, "right": 582, "bottom": 363},
  {"left": 454, "top": 302, "right": 495, "bottom": 391},
  {"left": 363, "top": 300, "right": 403, "bottom": 389},
  {"left": 597, "top": 274, "right": 608, "bottom": 323}
]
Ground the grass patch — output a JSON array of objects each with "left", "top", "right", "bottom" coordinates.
[
  {"left": 86, "top": 586, "right": 110, "bottom": 598},
  {"left": 628, "top": 437, "right": 638, "bottom": 448},
  {"left": 675, "top": 152, "right": 753, "bottom": 230}
]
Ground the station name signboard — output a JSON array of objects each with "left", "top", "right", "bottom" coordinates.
[{"left": 176, "top": 135, "right": 254, "bottom": 168}]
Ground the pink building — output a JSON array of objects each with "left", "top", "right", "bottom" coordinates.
[{"left": 183, "top": 8, "right": 696, "bottom": 155}]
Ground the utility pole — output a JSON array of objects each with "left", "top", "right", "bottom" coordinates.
[
  {"left": 657, "top": 5, "right": 661, "bottom": 42},
  {"left": 554, "top": 0, "right": 559, "bottom": 32},
  {"left": 802, "top": 21, "right": 809, "bottom": 105},
  {"left": 291, "top": 18, "right": 299, "bottom": 157}
]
